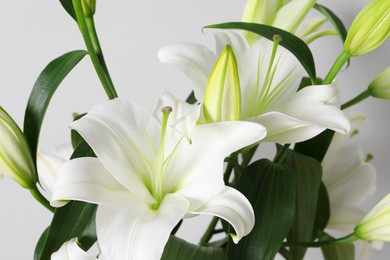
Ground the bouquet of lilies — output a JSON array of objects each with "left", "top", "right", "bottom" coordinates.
[{"left": 1, "top": 0, "right": 389, "bottom": 259}]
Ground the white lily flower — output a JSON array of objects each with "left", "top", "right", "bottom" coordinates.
[
  {"left": 322, "top": 114, "right": 376, "bottom": 232},
  {"left": 52, "top": 238, "right": 97, "bottom": 260},
  {"left": 158, "top": 31, "right": 350, "bottom": 143},
  {"left": 52, "top": 93, "right": 266, "bottom": 259}
]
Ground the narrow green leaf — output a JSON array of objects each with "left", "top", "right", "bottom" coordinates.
[
  {"left": 228, "top": 159, "right": 297, "bottom": 260},
  {"left": 34, "top": 141, "right": 97, "bottom": 260},
  {"left": 205, "top": 22, "right": 316, "bottom": 82},
  {"left": 321, "top": 233, "right": 355, "bottom": 260},
  {"left": 23, "top": 50, "right": 87, "bottom": 163},
  {"left": 59, "top": 0, "right": 77, "bottom": 21},
  {"left": 186, "top": 91, "right": 197, "bottom": 104},
  {"left": 294, "top": 129, "right": 335, "bottom": 162},
  {"left": 313, "top": 183, "right": 331, "bottom": 238},
  {"left": 285, "top": 151, "right": 323, "bottom": 260},
  {"left": 71, "top": 113, "right": 86, "bottom": 149},
  {"left": 161, "top": 236, "right": 226, "bottom": 260},
  {"left": 314, "top": 4, "right": 348, "bottom": 42}
]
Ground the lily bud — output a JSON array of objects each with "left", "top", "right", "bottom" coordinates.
[
  {"left": 355, "top": 193, "right": 390, "bottom": 242},
  {"left": 82, "top": 0, "right": 96, "bottom": 17},
  {"left": 344, "top": 0, "right": 390, "bottom": 56},
  {"left": 202, "top": 45, "right": 241, "bottom": 123},
  {"left": 368, "top": 67, "right": 390, "bottom": 100},
  {"left": 0, "top": 107, "right": 36, "bottom": 188}
]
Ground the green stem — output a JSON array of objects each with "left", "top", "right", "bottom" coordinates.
[
  {"left": 85, "top": 15, "right": 117, "bottom": 97},
  {"left": 72, "top": 0, "right": 118, "bottom": 99},
  {"left": 199, "top": 217, "right": 219, "bottom": 246},
  {"left": 240, "top": 144, "right": 259, "bottom": 168},
  {"left": 341, "top": 89, "right": 370, "bottom": 110},
  {"left": 323, "top": 51, "right": 351, "bottom": 84},
  {"left": 30, "top": 186, "right": 55, "bottom": 213},
  {"left": 273, "top": 144, "right": 291, "bottom": 164},
  {"left": 284, "top": 233, "right": 357, "bottom": 248}
]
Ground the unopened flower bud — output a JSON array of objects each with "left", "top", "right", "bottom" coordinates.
[
  {"left": 368, "top": 67, "right": 390, "bottom": 100},
  {"left": 82, "top": 0, "right": 96, "bottom": 17},
  {"left": 355, "top": 193, "right": 390, "bottom": 242},
  {"left": 0, "top": 107, "right": 36, "bottom": 188},
  {"left": 202, "top": 45, "right": 241, "bottom": 123},
  {"left": 344, "top": 0, "right": 390, "bottom": 56}
]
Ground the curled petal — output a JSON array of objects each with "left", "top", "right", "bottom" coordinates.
[
  {"left": 51, "top": 238, "right": 97, "bottom": 260},
  {"left": 191, "top": 186, "right": 255, "bottom": 243},
  {"left": 97, "top": 193, "right": 189, "bottom": 260}
]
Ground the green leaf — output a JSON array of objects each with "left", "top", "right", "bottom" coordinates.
[
  {"left": 321, "top": 233, "right": 355, "bottom": 260},
  {"left": 161, "top": 236, "right": 226, "bottom": 260},
  {"left": 186, "top": 91, "right": 197, "bottom": 104},
  {"left": 313, "top": 183, "right": 331, "bottom": 238},
  {"left": 294, "top": 129, "right": 335, "bottom": 162},
  {"left": 285, "top": 151, "right": 323, "bottom": 260},
  {"left": 314, "top": 4, "right": 348, "bottom": 43},
  {"left": 23, "top": 50, "right": 87, "bottom": 163},
  {"left": 34, "top": 140, "right": 97, "bottom": 260},
  {"left": 228, "top": 159, "right": 297, "bottom": 260},
  {"left": 71, "top": 113, "right": 86, "bottom": 149},
  {"left": 59, "top": 0, "right": 77, "bottom": 21},
  {"left": 205, "top": 22, "right": 316, "bottom": 82}
]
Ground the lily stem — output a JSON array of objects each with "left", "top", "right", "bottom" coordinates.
[
  {"left": 284, "top": 233, "right": 357, "bottom": 248},
  {"left": 323, "top": 51, "right": 351, "bottom": 84},
  {"left": 72, "top": 0, "right": 118, "bottom": 99},
  {"left": 341, "top": 89, "right": 370, "bottom": 110},
  {"left": 199, "top": 217, "right": 219, "bottom": 246},
  {"left": 273, "top": 144, "right": 291, "bottom": 164},
  {"left": 30, "top": 186, "right": 55, "bottom": 213}
]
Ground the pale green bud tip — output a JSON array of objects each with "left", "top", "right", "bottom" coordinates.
[
  {"left": 368, "top": 67, "right": 390, "bottom": 99},
  {"left": 0, "top": 107, "right": 36, "bottom": 189},
  {"left": 82, "top": 0, "right": 96, "bottom": 16},
  {"left": 202, "top": 45, "right": 241, "bottom": 123},
  {"left": 355, "top": 193, "right": 390, "bottom": 242},
  {"left": 344, "top": 0, "right": 390, "bottom": 56}
]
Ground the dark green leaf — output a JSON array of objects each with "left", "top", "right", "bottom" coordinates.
[
  {"left": 186, "top": 91, "right": 197, "bottom": 104},
  {"left": 23, "top": 50, "right": 87, "bottom": 163},
  {"left": 59, "top": 0, "right": 77, "bottom": 21},
  {"left": 34, "top": 227, "right": 49, "bottom": 260},
  {"left": 298, "top": 77, "right": 323, "bottom": 91},
  {"left": 71, "top": 113, "right": 87, "bottom": 149},
  {"left": 285, "top": 151, "right": 323, "bottom": 260},
  {"left": 228, "top": 159, "right": 297, "bottom": 260},
  {"left": 36, "top": 202, "right": 97, "bottom": 260},
  {"left": 313, "top": 183, "right": 331, "bottom": 238},
  {"left": 294, "top": 129, "right": 335, "bottom": 162},
  {"left": 161, "top": 236, "right": 226, "bottom": 260},
  {"left": 314, "top": 4, "right": 348, "bottom": 43},
  {"left": 321, "top": 233, "right": 355, "bottom": 260},
  {"left": 205, "top": 22, "right": 316, "bottom": 82}
]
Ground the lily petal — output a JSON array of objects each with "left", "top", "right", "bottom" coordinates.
[
  {"left": 96, "top": 192, "right": 189, "bottom": 260},
  {"left": 168, "top": 121, "right": 266, "bottom": 209},
  {"left": 273, "top": 0, "right": 315, "bottom": 33},
  {"left": 51, "top": 157, "right": 125, "bottom": 207},
  {"left": 158, "top": 44, "right": 216, "bottom": 101},
  {"left": 70, "top": 99, "right": 161, "bottom": 203},
  {"left": 152, "top": 91, "right": 200, "bottom": 140},
  {"left": 327, "top": 202, "right": 366, "bottom": 232},
  {"left": 191, "top": 186, "right": 255, "bottom": 243},
  {"left": 51, "top": 238, "right": 97, "bottom": 260}
]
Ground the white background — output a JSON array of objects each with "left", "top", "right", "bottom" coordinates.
[{"left": 0, "top": 0, "right": 389, "bottom": 259}]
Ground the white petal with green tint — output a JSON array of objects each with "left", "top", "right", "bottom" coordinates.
[{"left": 97, "top": 193, "right": 189, "bottom": 260}]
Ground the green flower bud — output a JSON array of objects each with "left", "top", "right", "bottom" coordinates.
[
  {"left": 355, "top": 193, "right": 390, "bottom": 242},
  {"left": 344, "top": 0, "right": 390, "bottom": 56},
  {"left": 368, "top": 67, "right": 390, "bottom": 99},
  {"left": 202, "top": 45, "right": 241, "bottom": 123},
  {"left": 82, "top": 0, "right": 96, "bottom": 17},
  {"left": 0, "top": 107, "right": 36, "bottom": 188}
]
